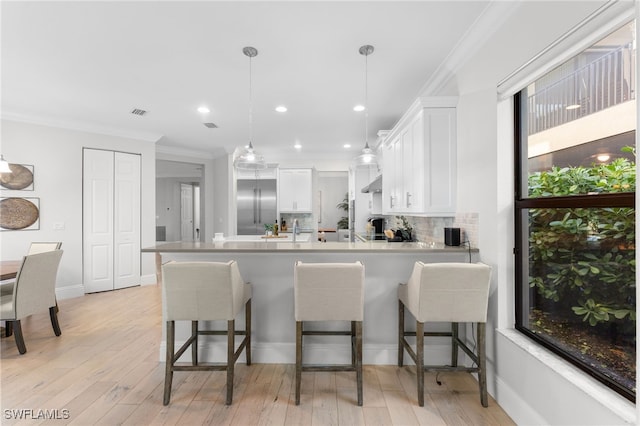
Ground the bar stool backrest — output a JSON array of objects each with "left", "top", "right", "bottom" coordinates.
[
  {"left": 162, "top": 260, "right": 246, "bottom": 321},
  {"left": 408, "top": 262, "right": 491, "bottom": 323},
  {"left": 294, "top": 261, "right": 364, "bottom": 322}
]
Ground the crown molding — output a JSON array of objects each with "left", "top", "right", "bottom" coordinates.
[
  {"left": 1, "top": 111, "right": 163, "bottom": 143},
  {"left": 419, "top": 0, "right": 521, "bottom": 96},
  {"left": 155, "top": 143, "right": 221, "bottom": 160}
]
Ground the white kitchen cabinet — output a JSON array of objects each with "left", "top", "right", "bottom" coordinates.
[
  {"left": 382, "top": 97, "right": 457, "bottom": 216},
  {"left": 279, "top": 168, "right": 313, "bottom": 212}
]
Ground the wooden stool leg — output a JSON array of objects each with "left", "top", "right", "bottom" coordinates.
[
  {"left": 245, "top": 299, "right": 252, "bottom": 366},
  {"left": 478, "top": 322, "right": 488, "bottom": 407},
  {"left": 451, "top": 322, "right": 459, "bottom": 367},
  {"left": 351, "top": 321, "right": 356, "bottom": 366},
  {"left": 295, "top": 321, "right": 303, "bottom": 405},
  {"left": 5, "top": 321, "right": 13, "bottom": 337},
  {"left": 13, "top": 320, "right": 26, "bottom": 354},
  {"left": 192, "top": 320, "right": 198, "bottom": 365},
  {"left": 49, "top": 306, "right": 62, "bottom": 336},
  {"left": 416, "top": 321, "right": 424, "bottom": 407},
  {"left": 398, "top": 300, "right": 405, "bottom": 366},
  {"left": 163, "top": 321, "right": 175, "bottom": 405},
  {"left": 226, "top": 320, "right": 235, "bottom": 405},
  {"left": 356, "top": 321, "right": 363, "bottom": 406}
]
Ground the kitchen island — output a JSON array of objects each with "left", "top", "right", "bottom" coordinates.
[{"left": 143, "top": 240, "right": 479, "bottom": 365}]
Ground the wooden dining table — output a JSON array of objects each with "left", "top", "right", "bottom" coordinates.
[{"left": 0, "top": 260, "right": 21, "bottom": 281}]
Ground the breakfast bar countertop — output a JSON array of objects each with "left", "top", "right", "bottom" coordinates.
[{"left": 141, "top": 240, "right": 478, "bottom": 254}]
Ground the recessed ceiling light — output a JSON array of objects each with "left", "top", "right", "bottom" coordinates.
[
  {"left": 294, "top": 143, "right": 302, "bottom": 149},
  {"left": 275, "top": 106, "right": 288, "bottom": 113},
  {"left": 197, "top": 106, "right": 210, "bottom": 114},
  {"left": 353, "top": 105, "right": 365, "bottom": 112},
  {"left": 343, "top": 144, "right": 351, "bottom": 149}
]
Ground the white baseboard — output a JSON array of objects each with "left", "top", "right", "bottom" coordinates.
[
  {"left": 140, "top": 273, "right": 157, "bottom": 286},
  {"left": 56, "top": 284, "right": 84, "bottom": 300}
]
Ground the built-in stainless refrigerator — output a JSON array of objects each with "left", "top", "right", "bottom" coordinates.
[{"left": 237, "top": 179, "right": 277, "bottom": 235}]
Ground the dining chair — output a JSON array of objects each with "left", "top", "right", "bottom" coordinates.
[
  {"left": 161, "top": 260, "right": 252, "bottom": 406},
  {"left": 0, "top": 250, "right": 64, "bottom": 354},
  {"left": 398, "top": 261, "right": 492, "bottom": 407},
  {"left": 28, "top": 242, "right": 62, "bottom": 255}
]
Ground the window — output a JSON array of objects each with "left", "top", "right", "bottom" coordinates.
[{"left": 514, "top": 21, "right": 636, "bottom": 400}]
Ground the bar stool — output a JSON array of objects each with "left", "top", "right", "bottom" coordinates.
[
  {"left": 294, "top": 261, "right": 365, "bottom": 406},
  {"left": 398, "top": 262, "right": 492, "bottom": 407},
  {"left": 161, "top": 260, "right": 251, "bottom": 406}
]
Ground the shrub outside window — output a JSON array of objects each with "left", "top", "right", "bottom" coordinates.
[{"left": 514, "top": 21, "right": 636, "bottom": 400}]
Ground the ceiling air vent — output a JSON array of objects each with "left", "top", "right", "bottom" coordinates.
[
  {"left": 130, "top": 108, "right": 147, "bottom": 116},
  {"left": 203, "top": 122, "right": 218, "bottom": 129}
]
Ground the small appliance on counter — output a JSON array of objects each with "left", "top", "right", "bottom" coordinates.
[
  {"left": 444, "top": 227, "right": 461, "bottom": 246},
  {"left": 368, "top": 217, "right": 386, "bottom": 240}
]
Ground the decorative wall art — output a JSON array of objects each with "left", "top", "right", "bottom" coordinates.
[
  {"left": 0, "top": 197, "right": 40, "bottom": 231},
  {"left": 0, "top": 163, "right": 34, "bottom": 190}
]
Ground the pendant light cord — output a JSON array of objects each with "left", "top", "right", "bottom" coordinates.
[
  {"left": 364, "top": 51, "right": 369, "bottom": 149},
  {"left": 248, "top": 53, "right": 253, "bottom": 148}
]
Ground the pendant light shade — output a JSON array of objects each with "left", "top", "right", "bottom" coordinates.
[
  {"left": 354, "top": 44, "right": 377, "bottom": 168},
  {"left": 0, "top": 155, "right": 11, "bottom": 174},
  {"left": 234, "top": 46, "right": 267, "bottom": 170}
]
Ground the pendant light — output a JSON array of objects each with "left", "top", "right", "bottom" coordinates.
[
  {"left": 354, "top": 44, "right": 377, "bottom": 168},
  {"left": 0, "top": 155, "right": 11, "bottom": 173},
  {"left": 234, "top": 46, "right": 267, "bottom": 170}
]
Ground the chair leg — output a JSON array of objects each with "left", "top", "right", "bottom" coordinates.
[
  {"left": 416, "top": 321, "right": 424, "bottom": 407},
  {"left": 163, "top": 321, "right": 175, "bottom": 405},
  {"left": 451, "top": 322, "right": 459, "bottom": 367},
  {"left": 226, "top": 320, "right": 235, "bottom": 405},
  {"left": 192, "top": 321, "right": 199, "bottom": 365},
  {"left": 6, "top": 320, "right": 13, "bottom": 337},
  {"left": 295, "top": 321, "right": 303, "bottom": 405},
  {"left": 398, "top": 300, "right": 405, "bottom": 366},
  {"left": 245, "top": 299, "right": 252, "bottom": 366},
  {"left": 11, "top": 320, "right": 27, "bottom": 354},
  {"left": 351, "top": 321, "right": 356, "bottom": 366},
  {"left": 49, "top": 306, "right": 62, "bottom": 336},
  {"left": 477, "top": 322, "right": 488, "bottom": 407},
  {"left": 355, "top": 321, "right": 363, "bottom": 406}
]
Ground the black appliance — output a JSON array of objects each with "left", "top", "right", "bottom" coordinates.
[
  {"left": 444, "top": 227, "right": 461, "bottom": 246},
  {"left": 369, "top": 217, "right": 385, "bottom": 240}
]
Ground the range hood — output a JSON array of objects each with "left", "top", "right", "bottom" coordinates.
[{"left": 361, "top": 175, "right": 382, "bottom": 193}]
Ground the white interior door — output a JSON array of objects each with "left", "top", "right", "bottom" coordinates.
[
  {"left": 84, "top": 149, "right": 141, "bottom": 293},
  {"left": 83, "top": 149, "right": 115, "bottom": 293},
  {"left": 180, "top": 183, "right": 194, "bottom": 241},
  {"left": 114, "top": 152, "right": 141, "bottom": 289}
]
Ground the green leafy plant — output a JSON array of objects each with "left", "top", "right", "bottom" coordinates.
[
  {"left": 337, "top": 193, "right": 349, "bottom": 230},
  {"left": 528, "top": 154, "right": 635, "bottom": 330}
]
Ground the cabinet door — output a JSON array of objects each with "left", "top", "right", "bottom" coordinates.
[
  {"left": 407, "top": 113, "right": 424, "bottom": 212},
  {"left": 423, "top": 108, "right": 456, "bottom": 214},
  {"left": 381, "top": 139, "right": 396, "bottom": 214},
  {"left": 279, "top": 169, "right": 312, "bottom": 212}
]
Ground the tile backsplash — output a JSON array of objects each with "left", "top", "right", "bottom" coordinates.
[
  {"left": 382, "top": 213, "right": 479, "bottom": 247},
  {"left": 280, "top": 213, "right": 314, "bottom": 231}
]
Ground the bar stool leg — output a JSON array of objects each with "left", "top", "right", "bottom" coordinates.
[
  {"left": 163, "top": 321, "right": 175, "bottom": 405},
  {"left": 351, "top": 321, "right": 356, "bottom": 366},
  {"left": 295, "top": 321, "right": 303, "bottom": 405},
  {"left": 245, "top": 299, "right": 252, "bottom": 365},
  {"left": 451, "top": 322, "right": 458, "bottom": 367},
  {"left": 398, "top": 300, "right": 405, "bottom": 367},
  {"left": 416, "top": 321, "right": 424, "bottom": 407},
  {"left": 355, "top": 321, "right": 363, "bottom": 406},
  {"left": 226, "top": 320, "right": 235, "bottom": 405},
  {"left": 477, "top": 322, "right": 488, "bottom": 407},
  {"left": 192, "top": 320, "right": 198, "bottom": 365}
]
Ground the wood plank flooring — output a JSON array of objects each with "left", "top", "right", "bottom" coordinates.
[{"left": 1, "top": 284, "right": 515, "bottom": 425}]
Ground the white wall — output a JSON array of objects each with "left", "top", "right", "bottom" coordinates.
[
  {"left": 0, "top": 119, "right": 157, "bottom": 297},
  {"left": 443, "top": 1, "right": 636, "bottom": 424},
  {"left": 317, "top": 171, "right": 348, "bottom": 230}
]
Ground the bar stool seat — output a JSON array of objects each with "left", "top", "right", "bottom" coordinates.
[
  {"left": 161, "top": 260, "right": 251, "bottom": 406},
  {"left": 294, "top": 261, "right": 365, "bottom": 406},
  {"left": 398, "top": 261, "right": 492, "bottom": 407}
]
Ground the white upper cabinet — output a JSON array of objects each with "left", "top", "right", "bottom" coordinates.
[
  {"left": 279, "top": 168, "right": 313, "bottom": 212},
  {"left": 381, "top": 97, "right": 457, "bottom": 216}
]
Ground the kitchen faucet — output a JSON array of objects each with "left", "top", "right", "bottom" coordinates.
[{"left": 292, "top": 219, "right": 299, "bottom": 243}]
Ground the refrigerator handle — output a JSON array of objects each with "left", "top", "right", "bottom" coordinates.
[
  {"left": 258, "top": 188, "right": 262, "bottom": 223},
  {"left": 253, "top": 188, "right": 257, "bottom": 224}
]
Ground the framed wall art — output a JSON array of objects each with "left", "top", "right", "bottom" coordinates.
[
  {"left": 0, "top": 197, "right": 40, "bottom": 231},
  {"left": 0, "top": 163, "right": 34, "bottom": 191}
]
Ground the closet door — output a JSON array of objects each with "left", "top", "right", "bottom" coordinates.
[
  {"left": 83, "top": 149, "right": 141, "bottom": 293},
  {"left": 113, "top": 152, "right": 141, "bottom": 289},
  {"left": 83, "top": 149, "right": 115, "bottom": 293}
]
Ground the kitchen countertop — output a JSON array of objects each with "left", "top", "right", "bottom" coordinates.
[{"left": 142, "top": 240, "right": 477, "bottom": 254}]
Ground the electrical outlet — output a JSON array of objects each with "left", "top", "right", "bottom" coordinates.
[{"left": 53, "top": 222, "right": 65, "bottom": 230}]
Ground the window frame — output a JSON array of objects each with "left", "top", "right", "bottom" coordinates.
[{"left": 513, "top": 90, "right": 636, "bottom": 401}]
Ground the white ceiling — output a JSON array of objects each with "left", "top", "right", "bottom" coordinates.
[{"left": 2, "top": 1, "right": 496, "bottom": 163}]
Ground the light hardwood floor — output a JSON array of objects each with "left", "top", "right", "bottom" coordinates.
[{"left": 1, "top": 283, "right": 515, "bottom": 425}]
